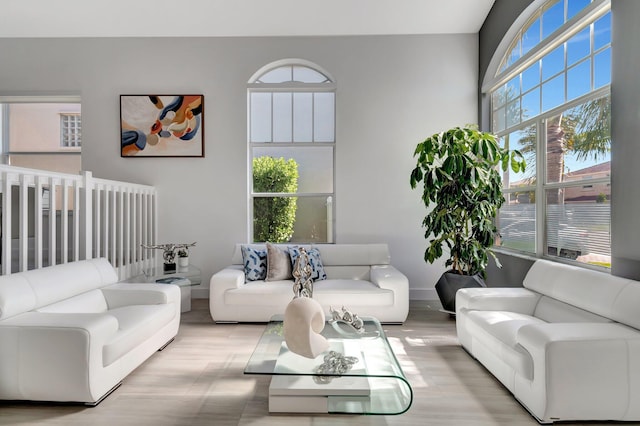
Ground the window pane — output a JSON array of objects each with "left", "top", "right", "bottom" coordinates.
[
  {"left": 541, "top": 45, "right": 564, "bottom": 81},
  {"left": 506, "top": 99, "right": 521, "bottom": 128},
  {"left": 594, "top": 11, "right": 611, "bottom": 51},
  {"left": 293, "top": 66, "right": 329, "bottom": 83},
  {"left": 567, "top": 0, "right": 591, "bottom": 21},
  {"left": 522, "top": 61, "right": 540, "bottom": 92},
  {"left": 594, "top": 47, "right": 611, "bottom": 88},
  {"left": 293, "top": 93, "right": 313, "bottom": 142},
  {"left": 567, "top": 27, "right": 590, "bottom": 66},
  {"left": 546, "top": 96, "right": 610, "bottom": 184},
  {"left": 291, "top": 196, "right": 333, "bottom": 243},
  {"left": 506, "top": 75, "right": 520, "bottom": 100},
  {"left": 272, "top": 93, "right": 292, "bottom": 142},
  {"left": 567, "top": 59, "right": 591, "bottom": 100},
  {"left": 258, "top": 66, "right": 292, "bottom": 83},
  {"left": 253, "top": 196, "right": 332, "bottom": 243},
  {"left": 542, "top": 0, "right": 564, "bottom": 39},
  {"left": 541, "top": 73, "right": 565, "bottom": 112},
  {"left": 497, "top": 192, "right": 536, "bottom": 254},
  {"left": 250, "top": 92, "right": 272, "bottom": 142},
  {"left": 521, "top": 18, "right": 541, "bottom": 56},
  {"left": 522, "top": 88, "right": 541, "bottom": 119},
  {"left": 313, "top": 92, "right": 335, "bottom": 142},
  {"left": 500, "top": 125, "right": 536, "bottom": 189},
  {"left": 493, "top": 106, "right": 506, "bottom": 133},
  {"left": 507, "top": 39, "right": 521, "bottom": 67},
  {"left": 492, "top": 85, "right": 507, "bottom": 109},
  {"left": 546, "top": 189, "right": 610, "bottom": 264},
  {"left": 253, "top": 146, "right": 334, "bottom": 193}
]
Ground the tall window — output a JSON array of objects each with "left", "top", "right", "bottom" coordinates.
[
  {"left": 248, "top": 60, "right": 335, "bottom": 243},
  {"left": 0, "top": 98, "right": 82, "bottom": 174},
  {"left": 488, "top": 0, "right": 611, "bottom": 267}
]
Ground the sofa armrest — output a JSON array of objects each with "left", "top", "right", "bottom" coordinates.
[
  {"left": 516, "top": 322, "right": 640, "bottom": 420},
  {"left": 101, "top": 283, "right": 181, "bottom": 309},
  {"left": 209, "top": 266, "right": 246, "bottom": 321},
  {"left": 0, "top": 312, "right": 119, "bottom": 401},
  {"left": 456, "top": 287, "right": 540, "bottom": 315},
  {"left": 370, "top": 265, "right": 409, "bottom": 322}
]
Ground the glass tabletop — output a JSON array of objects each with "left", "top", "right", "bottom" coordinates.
[
  {"left": 142, "top": 264, "right": 201, "bottom": 287},
  {"left": 245, "top": 315, "right": 413, "bottom": 415}
]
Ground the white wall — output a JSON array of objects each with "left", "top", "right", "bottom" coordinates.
[{"left": 0, "top": 34, "right": 478, "bottom": 299}]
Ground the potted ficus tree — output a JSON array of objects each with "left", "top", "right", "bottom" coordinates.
[{"left": 410, "top": 125, "right": 526, "bottom": 313}]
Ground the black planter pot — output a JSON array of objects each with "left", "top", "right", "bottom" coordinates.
[{"left": 435, "top": 271, "right": 486, "bottom": 314}]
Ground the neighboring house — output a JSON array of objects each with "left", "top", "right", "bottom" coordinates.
[
  {"left": 1, "top": 102, "right": 81, "bottom": 175},
  {"left": 564, "top": 161, "right": 610, "bottom": 203}
]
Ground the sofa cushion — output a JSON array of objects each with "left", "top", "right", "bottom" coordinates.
[
  {"left": 465, "top": 310, "right": 544, "bottom": 380},
  {"left": 533, "top": 295, "right": 612, "bottom": 324},
  {"left": 266, "top": 243, "right": 293, "bottom": 281},
  {"left": 36, "top": 289, "right": 108, "bottom": 314},
  {"left": 224, "top": 279, "right": 391, "bottom": 308},
  {"left": 288, "top": 246, "right": 327, "bottom": 281},
  {"left": 0, "top": 258, "right": 118, "bottom": 320},
  {"left": 102, "top": 304, "right": 176, "bottom": 366},
  {"left": 241, "top": 245, "right": 267, "bottom": 281}
]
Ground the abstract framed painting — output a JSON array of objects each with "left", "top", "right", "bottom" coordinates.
[{"left": 120, "top": 95, "right": 204, "bottom": 157}]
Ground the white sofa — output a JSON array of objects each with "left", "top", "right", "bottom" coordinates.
[
  {"left": 209, "top": 243, "right": 409, "bottom": 323},
  {"left": 456, "top": 259, "right": 640, "bottom": 423},
  {"left": 0, "top": 258, "right": 181, "bottom": 405}
]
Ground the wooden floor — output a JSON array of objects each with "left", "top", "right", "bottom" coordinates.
[{"left": 1, "top": 300, "right": 637, "bottom": 426}]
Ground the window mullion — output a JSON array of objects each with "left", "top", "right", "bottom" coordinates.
[{"left": 536, "top": 119, "right": 546, "bottom": 258}]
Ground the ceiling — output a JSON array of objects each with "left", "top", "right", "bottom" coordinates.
[{"left": 0, "top": 0, "right": 495, "bottom": 38}]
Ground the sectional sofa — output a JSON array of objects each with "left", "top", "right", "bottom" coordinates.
[
  {"left": 456, "top": 259, "right": 640, "bottom": 423},
  {"left": 209, "top": 243, "right": 409, "bottom": 323},
  {"left": 0, "top": 258, "right": 181, "bottom": 404}
]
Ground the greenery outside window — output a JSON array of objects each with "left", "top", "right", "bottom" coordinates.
[
  {"left": 488, "top": 0, "right": 611, "bottom": 268},
  {"left": 248, "top": 60, "right": 335, "bottom": 243}
]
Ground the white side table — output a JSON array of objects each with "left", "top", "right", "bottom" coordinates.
[{"left": 142, "top": 265, "right": 201, "bottom": 312}]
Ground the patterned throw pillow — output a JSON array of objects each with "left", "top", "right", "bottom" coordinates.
[
  {"left": 241, "top": 245, "right": 267, "bottom": 281},
  {"left": 287, "top": 246, "right": 327, "bottom": 281}
]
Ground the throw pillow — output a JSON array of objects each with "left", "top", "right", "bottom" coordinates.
[
  {"left": 241, "top": 245, "right": 267, "bottom": 281},
  {"left": 266, "top": 243, "right": 293, "bottom": 281},
  {"left": 288, "top": 246, "right": 327, "bottom": 281}
]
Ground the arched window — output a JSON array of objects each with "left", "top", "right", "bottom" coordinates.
[
  {"left": 486, "top": 0, "right": 611, "bottom": 267},
  {"left": 247, "top": 59, "right": 335, "bottom": 243}
]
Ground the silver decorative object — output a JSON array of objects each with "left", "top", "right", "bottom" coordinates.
[
  {"left": 313, "top": 350, "right": 359, "bottom": 384},
  {"left": 292, "top": 247, "right": 314, "bottom": 298},
  {"left": 142, "top": 242, "right": 196, "bottom": 265},
  {"left": 329, "top": 306, "right": 365, "bottom": 333}
]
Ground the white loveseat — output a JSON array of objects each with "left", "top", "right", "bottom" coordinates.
[
  {"left": 209, "top": 243, "right": 409, "bottom": 323},
  {"left": 456, "top": 259, "right": 640, "bottom": 423},
  {"left": 0, "top": 258, "right": 181, "bottom": 404}
]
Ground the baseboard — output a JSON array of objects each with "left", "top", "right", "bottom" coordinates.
[
  {"left": 410, "top": 288, "right": 438, "bottom": 301},
  {"left": 191, "top": 286, "right": 209, "bottom": 299}
]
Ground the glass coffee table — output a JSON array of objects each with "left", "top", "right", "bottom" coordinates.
[{"left": 244, "top": 315, "right": 413, "bottom": 415}]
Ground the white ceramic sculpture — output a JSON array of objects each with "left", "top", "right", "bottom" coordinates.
[{"left": 283, "top": 297, "right": 329, "bottom": 359}]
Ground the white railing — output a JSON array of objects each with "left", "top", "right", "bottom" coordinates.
[{"left": 0, "top": 165, "right": 158, "bottom": 279}]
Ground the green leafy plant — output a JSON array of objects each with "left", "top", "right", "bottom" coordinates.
[
  {"left": 253, "top": 156, "right": 299, "bottom": 243},
  {"left": 410, "top": 126, "right": 526, "bottom": 276}
]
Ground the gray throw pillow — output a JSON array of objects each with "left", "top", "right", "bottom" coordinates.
[{"left": 266, "top": 243, "right": 293, "bottom": 281}]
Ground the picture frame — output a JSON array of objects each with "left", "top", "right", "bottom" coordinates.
[{"left": 120, "top": 95, "right": 204, "bottom": 157}]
